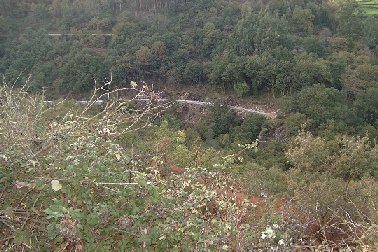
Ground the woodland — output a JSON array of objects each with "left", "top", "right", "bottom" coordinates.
[{"left": 1, "top": 0, "right": 378, "bottom": 251}]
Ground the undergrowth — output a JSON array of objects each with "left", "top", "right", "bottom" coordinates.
[{"left": 1, "top": 86, "right": 377, "bottom": 251}]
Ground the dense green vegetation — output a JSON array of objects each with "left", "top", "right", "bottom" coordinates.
[
  {"left": 1, "top": 0, "right": 377, "bottom": 94},
  {"left": 1, "top": 0, "right": 378, "bottom": 250},
  {"left": 1, "top": 0, "right": 377, "bottom": 134}
]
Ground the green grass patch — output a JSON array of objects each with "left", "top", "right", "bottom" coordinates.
[
  {"left": 365, "top": 7, "right": 378, "bottom": 15},
  {"left": 357, "top": 0, "right": 378, "bottom": 15}
]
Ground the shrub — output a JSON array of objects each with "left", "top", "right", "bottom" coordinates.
[
  {"left": 240, "top": 165, "right": 288, "bottom": 196},
  {"left": 233, "top": 82, "right": 249, "bottom": 98},
  {"left": 203, "top": 103, "right": 240, "bottom": 141},
  {"left": 286, "top": 131, "right": 332, "bottom": 173},
  {"left": 286, "top": 172, "right": 378, "bottom": 246},
  {"left": 233, "top": 113, "right": 266, "bottom": 144},
  {"left": 281, "top": 112, "right": 310, "bottom": 137},
  {"left": 255, "top": 141, "right": 288, "bottom": 170},
  {"left": 286, "top": 131, "right": 378, "bottom": 180},
  {"left": 284, "top": 84, "right": 351, "bottom": 128}
]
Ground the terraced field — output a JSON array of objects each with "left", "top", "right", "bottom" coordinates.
[{"left": 357, "top": 0, "right": 378, "bottom": 16}]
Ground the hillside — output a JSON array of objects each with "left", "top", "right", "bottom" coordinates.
[
  {"left": 1, "top": 0, "right": 378, "bottom": 251},
  {"left": 0, "top": 0, "right": 377, "bottom": 95}
]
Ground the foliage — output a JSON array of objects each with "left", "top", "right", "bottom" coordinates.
[
  {"left": 233, "top": 81, "right": 249, "bottom": 98},
  {"left": 2, "top": 29, "right": 57, "bottom": 89},
  {"left": 0, "top": 87, "right": 265, "bottom": 250},
  {"left": 354, "top": 86, "right": 378, "bottom": 125},
  {"left": 336, "top": 0, "right": 365, "bottom": 40},
  {"left": 1, "top": 0, "right": 377, "bottom": 100},
  {"left": 1, "top": 83, "right": 378, "bottom": 250},
  {"left": 286, "top": 171, "right": 378, "bottom": 247},
  {"left": 1, "top": 0, "right": 378, "bottom": 248},
  {"left": 284, "top": 84, "right": 352, "bottom": 129},
  {"left": 286, "top": 131, "right": 378, "bottom": 180},
  {"left": 61, "top": 48, "right": 109, "bottom": 93},
  {"left": 233, "top": 114, "right": 266, "bottom": 144},
  {"left": 205, "top": 104, "right": 240, "bottom": 140}
]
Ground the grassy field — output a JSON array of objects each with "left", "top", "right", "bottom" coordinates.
[{"left": 357, "top": 0, "right": 378, "bottom": 16}]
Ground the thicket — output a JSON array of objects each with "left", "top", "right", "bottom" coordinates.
[{"left": 1, "top": 86, "right": 378, "bottom": 250}]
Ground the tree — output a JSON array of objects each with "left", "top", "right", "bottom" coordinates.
[
  {"left": 302, "top": 36, "right": 327, "bottom": 57},
  {"left": 363, "top": 17, "right": 378, "bottom": 49},
  {"left": 336, "top": 0, "right": 364, "bottom": 41},
  {"left": 209, "top": 52, "right": 243, "bottom": 91},
  {"left": 3, "top": 29, "right": 56, "bottom": 88},
  {"left": 183, "top": 60, "right": 205, "bottom": 84},
  {"left": 229, "top": 12, "right": 289, "bottom": 56},
  {"left": 243, "top": 52, "right": 271, "bottom": 94},
  {"left": 207, "top": 104, "right": 240, "bottom": 138},
  {"left": 288, "top": 6, "right": 315, "bottom": 36},
  {"left": 243, "top": 48, "right": 294, "bottom": 96},
  {"left": 136, "top": 46, "right": 153, "bottom": 66},
  {"left": 202, "top": 22, "right": 222, "bottom": 58},
  {"left": 327, "top": 53, "right": 347, "bottom": 90},
  {"left": 292, "top": 53, "right": 332, "bottom": 90},
  {"left": 342, "top": 63, "right": 378, "bottom": 96},
  {"left": 363, "top": 17, "right": 378, "bottom": 60},
  {"left": 354, "top": 87, "right": 378, "bottom": 125},
  {"left": 284, "top": 84, "right": 351, "bottom": 127},
  {"left": 61, "top": 48, "right": 109, "bottom": 93}
]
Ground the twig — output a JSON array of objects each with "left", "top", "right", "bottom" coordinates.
[
  {"left": 10, "top": 70, "right": 25, "bottom": 89},
  {"left": 0, "top": 236, "right": 14, "bottom": 244},
  {"left": 95, "top": 182, "right": 138, "bottom": 186},
  {"left": 82, "top": 87, "right": 139, "bottom": 114}
]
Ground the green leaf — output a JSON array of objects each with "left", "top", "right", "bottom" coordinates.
[
  {"left": 51, "top": 180, "right": 62, "bottom": 191},
  {"left": 46, "top": 224, "right": 58, "bottom": 240}
]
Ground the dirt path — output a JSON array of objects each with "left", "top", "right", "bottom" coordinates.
[{"left": 46, "top": 98, "right": 277, "bottom": 119}]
